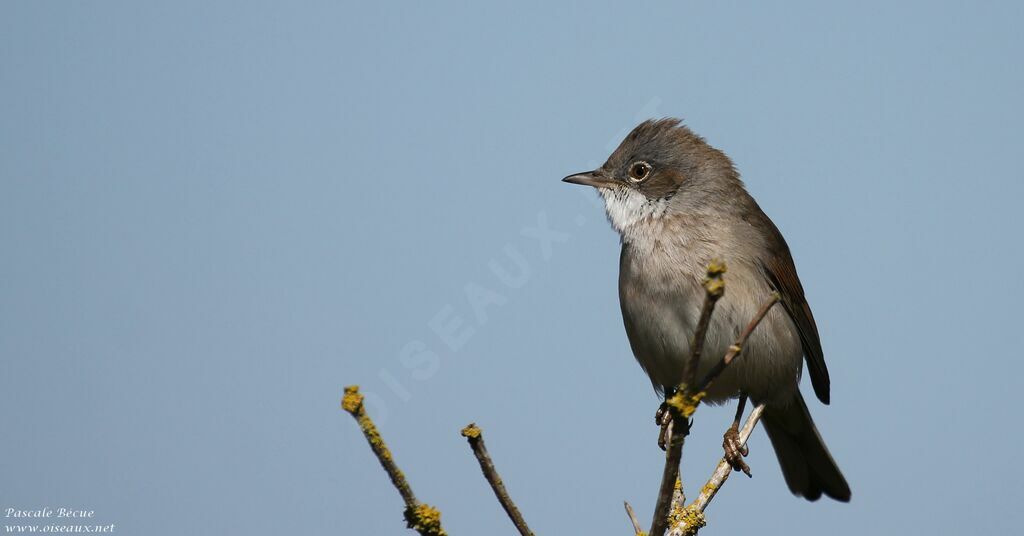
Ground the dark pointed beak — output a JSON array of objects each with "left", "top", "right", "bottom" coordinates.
[{"left": 562, "top": 170, "right": 617, "bottom": 188}]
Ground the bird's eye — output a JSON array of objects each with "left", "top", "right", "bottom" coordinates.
[{"left": 628, "top": 161, "right": 652, "bottom": 183}]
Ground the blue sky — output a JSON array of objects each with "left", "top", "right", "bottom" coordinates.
[{"left": 2, "top": 1, "right": 1023, "bottom": 534}]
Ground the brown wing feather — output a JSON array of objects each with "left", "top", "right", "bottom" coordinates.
[{"left": 754, "top": 216, "right": 831, "bottom": 405}]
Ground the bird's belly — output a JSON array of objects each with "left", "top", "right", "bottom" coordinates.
[{"left": 620, "top": 263, "right": 804, "bottom": 405}]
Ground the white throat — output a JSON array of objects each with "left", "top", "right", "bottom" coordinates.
[{"left": 599, "top": 187, "right": 669, "bottom": 237}]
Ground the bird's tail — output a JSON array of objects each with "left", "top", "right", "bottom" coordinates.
[{"left": 762, "top": 392, "right": 851, "bottom": 501}]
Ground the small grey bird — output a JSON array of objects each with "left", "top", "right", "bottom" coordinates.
[{"left": 563, "top": 118, "right": 850, "bottom": 502}]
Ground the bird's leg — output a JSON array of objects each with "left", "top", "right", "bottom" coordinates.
[
  {"left": 656, "top": 386, "right": 676, "bottom": 450},
  {"left": 723, "top": 393, "right": 752, "bottom": 476}
]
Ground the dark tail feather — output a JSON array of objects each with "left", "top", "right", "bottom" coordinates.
[{"left": 762, "top": 392, "right": 851, "bottom": 502}]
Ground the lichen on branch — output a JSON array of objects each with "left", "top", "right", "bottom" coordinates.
[{"left": 341, "top": 385, "right": 447, "bottom": 536}]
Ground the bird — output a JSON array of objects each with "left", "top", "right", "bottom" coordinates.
[{"left": 563, "top": 118, "right": 850, "bottom": 502}]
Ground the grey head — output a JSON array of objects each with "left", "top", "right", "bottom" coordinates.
[{"left": 563, "top": 118, "right": 747, "bottom": 233}]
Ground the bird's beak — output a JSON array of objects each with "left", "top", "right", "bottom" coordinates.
[{"left": 562, "top": 170, "right": 617, "bottom": 188}]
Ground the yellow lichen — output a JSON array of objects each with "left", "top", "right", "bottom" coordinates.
[
  {"left": 405, "top": 503, "right": 447, "bottom": 536},
  {"left": 669, "top": 505, "right": 706, "bottom": 536},
  {"left": 667, "top": 389, "right": 706, "bottom": 418},
  {"left": 357, "top": 412, "right": 391, "bottom": 461},
  {"left": 341, "top": 385, "right": 364, "bottom": 414},
  {"left": 700, "top": 481, "right": 719, "bottom": 497},
  {"left": 704, "top": 260, "right": 727, "bottom": 298},
  {"left": 704, "top": 278, "right": 725, "bottom": 297},
  {"left": 460, "top": 423, "right": 481, "bottom": 439},
  {"left": 345, "top": 396, "right": 393, "bottom": 463}
]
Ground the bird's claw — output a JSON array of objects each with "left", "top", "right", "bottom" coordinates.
[
  {"left": 723, "top": 425, "right": 751, "bottom": 477},
  {"left": 655, "top": 401, "right": 669, "bottom": 426},
  {"left": 656, "top": 402, "right": 673, "bottom": 450}
]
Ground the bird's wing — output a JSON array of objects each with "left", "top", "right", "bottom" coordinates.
[{"left": 756, "top": 222, "right": 831, "bottom": 405}]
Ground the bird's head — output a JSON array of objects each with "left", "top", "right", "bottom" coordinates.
[{"left": 563, "top": 118, "right": 740, "bottom": 234}]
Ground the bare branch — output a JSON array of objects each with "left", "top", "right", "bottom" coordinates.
[
  {"left": 649, "top": 423, "right": 686, "bottom": 536},
  {"left": 624, "top": 501, "right": 645, "bottom": 535},
  {"left": 663, "top": 403, "right": 767, "bottom": 536},
  {"left": 650, "top": 261, "right": 725, "bottom": 536},
  {"left": 655, "top": 285, "right": 780, "bottom": 535},
  {"left": 460, "top": 423, "right": 534, "bottom": 536},
  {"left": 683, "top": 260, "right": 726, "bottom": 388},
  {"left": 342, "top": 386, "right": 447, "bottom": 536}
]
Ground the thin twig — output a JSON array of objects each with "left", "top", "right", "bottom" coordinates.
[
  {"left": 683, "top": 260, "right": 726, "bottom": 388},
  {"left": 654, "top": 286, "right": 779, "bottom": 535},
  {"left": 693, "top": 403, "right": 766, "bottom": 511},
  {"left": 342, "top": 386, "right": 447, "bottom": 536},
  {"left": 650, "top": 261, "right": 725, "bottom": 536},
  {"left": 650, "top": 422, "right": 686, "bottom": 536},
  {"left": 662, "top": 405, "right": 766, "bottom": 536},
  {"left": 624, "top": 501, "right": 645, "bottom": 535},
  {"left": 460, "top": 423, "right": 534, "bottom": 536},
  {"left": 696, "top": 293, "right": 781, "bottom": 393}
]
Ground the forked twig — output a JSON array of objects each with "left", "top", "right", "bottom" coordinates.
[
  {"left": 661, "top": 290, "right": 780, "bottom": 535},
  {"left": 649, "top": 269, "right": 783, "bottom": 535},
  {"left": 461, "top": 423, "right": 534, "bottom": 536},
  {"left": 664, "top": 403, "right": 766, "bottom": 536},
  {"left": 342, "top": 386, "right": 447, "bottom": 536},
  {"left": 649, "top": 261, "right": 725, "bottom": 536}
]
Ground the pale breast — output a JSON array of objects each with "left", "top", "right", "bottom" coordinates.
[{"left": 618, "top": 225, "right": 804, "bottom": 404}]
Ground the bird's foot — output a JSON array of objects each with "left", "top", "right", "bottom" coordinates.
[
  {"left": 656, "top": 402, "right": 673, "bottom": 450},
  {"left": 723, "top": 424, "right": 751, "bottom": 477}
]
